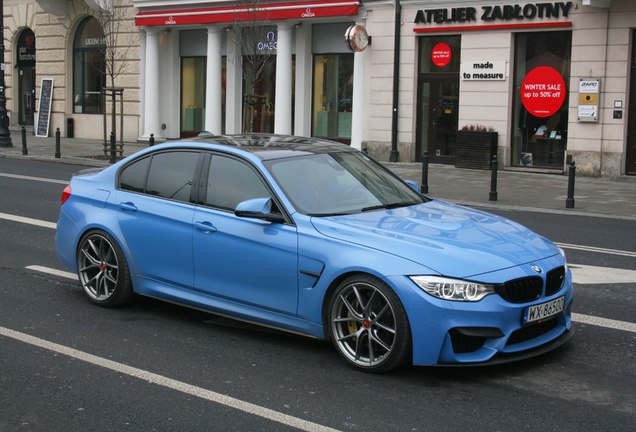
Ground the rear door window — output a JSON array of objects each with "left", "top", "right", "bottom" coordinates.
[{"left": 119, "top": 151, "right": 201, "bottom": 203}]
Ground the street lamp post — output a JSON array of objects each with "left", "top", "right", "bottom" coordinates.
[
  {"left": 0, "top": 0, "right": 13, "bottom": 147},
  {"left": 389, "top": 0, "right": 401, "bottom": 162}
]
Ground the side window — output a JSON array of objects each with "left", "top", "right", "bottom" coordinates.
[
  {"left": 146, "top": 152, "right": 200, "bottom": 202},
  {"left": 206, "top": 155, "right": 271, "bottom": 211}
]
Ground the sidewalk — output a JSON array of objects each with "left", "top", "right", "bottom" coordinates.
[{"left": 1, "top": 131, "right": 635, "bottom": 220}]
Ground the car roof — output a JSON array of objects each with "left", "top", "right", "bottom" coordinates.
[{"left": 183, "top": 133, "right": 355, "bottom": 160}]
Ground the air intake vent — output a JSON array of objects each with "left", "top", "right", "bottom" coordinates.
[
  {"left": 546, "top": 266, "right": 566, "bottom": 296},
  {"left": 496, "top": 276, "right": 542, "bottom": 303}
]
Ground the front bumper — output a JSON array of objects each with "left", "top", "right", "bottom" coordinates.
[{"left": 387, "top": 256, "right": 575, "bottom": 366}]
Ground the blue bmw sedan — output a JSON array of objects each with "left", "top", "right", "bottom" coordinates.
[{"left": 55, "top": 134, "right": 573, "bottom": 372}]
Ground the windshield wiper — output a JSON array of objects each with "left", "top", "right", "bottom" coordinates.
[{"left": 361, "top": 201, "right": 421, "bottom": 212}]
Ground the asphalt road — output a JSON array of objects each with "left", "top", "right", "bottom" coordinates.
[{"left": 1, "top": 158, "right": 635, "bottom": 431}]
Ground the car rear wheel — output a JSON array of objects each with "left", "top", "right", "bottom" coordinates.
[
  {"left": 329, "top": 275, "right": 411, "bottom": 373},
  {"left": 77, "top": 230, "right": 133, "bottom": 307}
]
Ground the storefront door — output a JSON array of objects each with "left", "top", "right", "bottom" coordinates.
[
  {"left": 18, "top": 67, "right": 35, "bottom": 125},
  {"left": 16, "top": 28, "right": 36, "bottom": 126},
  {"left": 416, "top": 76, "right": 459, "bottom": 164},
  {"left": 415, "top": 36, "right": 460, "bottom": 163}
]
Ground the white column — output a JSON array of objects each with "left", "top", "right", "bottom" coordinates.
[
  {"left": 225, "top": 26, "right": 243, "bottom": 134},
  {"left": 294, "top": 23, "right": 312, "bottom": 137},
  {"left": 350, "top": 24, "right": 367, "bottom": 151},
  {"left": 138, "top": 29, "right": 146, "bottom": 137},
  {"left": 205, "top": 25, "right": 223, "bottom": 134},
  {"left": 274, "top": 22, "right": 293, "bottom": 135},
  {"left": 142, "top": 27, "right": 162, "bottom": 139}
]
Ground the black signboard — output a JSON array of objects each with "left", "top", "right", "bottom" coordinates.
[
  {"left": 36, "top": 78, "right": 54, "bottom": 137},
  {"left": 17, "top": 29, "right": 36, "bottom": 68}
]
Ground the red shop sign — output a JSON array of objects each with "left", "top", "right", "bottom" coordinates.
[
  {"left": 521, "top": 66, "right": 566, "bottom": 118},
  {"left": 432, "top": 43, "right": 451, "bottom": 67}
]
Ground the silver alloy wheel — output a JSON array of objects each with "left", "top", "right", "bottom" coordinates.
[
  {"left": 78, "top": 233, "right": 120, "bottom": 302},
  {"left": 330, "top": 281, "right": 398, "bottom": 368}
]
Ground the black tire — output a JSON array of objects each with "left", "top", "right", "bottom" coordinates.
[
  {"left": 329, "top": 274, "right": 411, "bottom": 373},
  {"left": 76, "top": 230, "right": 133, "bottom": 307}
]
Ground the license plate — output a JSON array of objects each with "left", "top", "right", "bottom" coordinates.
[{"left": 523, "top": 296, "right": 565, "bottom": 324}]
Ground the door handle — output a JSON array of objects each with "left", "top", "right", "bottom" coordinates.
[
  {"left": 194, "top": 221, "right": 217, "bottom": 233},
  {"left": 119, "top": 202, "right": 138, "bottom": 212}
]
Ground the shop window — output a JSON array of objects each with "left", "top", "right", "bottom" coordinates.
[
  {"left": 73, "top": 17, "right": 105, "bottom": 114},
  {"left": 181, "top": 57, "right": 207, "bottom": 136},
  {"left": 512, "top": 31, "right": 571, "bottom": 169},
  {"left": 312, "top": 54, "right": 354, "bottom": 143},
  {"left": 243, "top": 57, "right": 276, "bottom": 134}
]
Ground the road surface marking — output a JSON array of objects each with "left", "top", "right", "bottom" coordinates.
[
  {"left": 0, "top": 326, "right": 341, "bottom": 432},
  {"left": 26, "top": 265, "right": 76, "bottom": 280},
  {"left": 556, "top": 242, "right": 636, "bottom": 258},
  {"left": 0, "top": 172, "right": 68, "bottom": 185},
  {"left": 569, "top": 264, "right": 636, "bottom": 285},
  {"left": 0, "top": 212, "right": 57, "bottom": 229},
  {"left": 26, "top": 265, "right": 636, "bottom": 335},
  {"left": 571, "top": 313, "right": 636, "bottom": 333}
]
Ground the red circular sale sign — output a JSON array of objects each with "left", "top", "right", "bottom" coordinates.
[
  {"left": 432, "top": 43, "right": 451, "bottom": 67},
  {"left": 521, "top": 66, "right": 566, "bottom": 117}
]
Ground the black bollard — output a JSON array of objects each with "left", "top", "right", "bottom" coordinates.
[
  {"left": 421, "top": 151, "right": 429, "bottom": 194},
  {"left": 489, "top": 155, "right": 498, "bottom": 201},
  {"left": 149, "top": 133, "right": 155, "bottom": 147},
  {"left": 55, "top": 128, "right": 61, "bottom": 158},
  {"left": 109, "top": 131, "right": 116, "bottom": 164},
  {"left": 21, "top": 125, "right": 27, "bottom": 155},
  {"left": 566, "top": 160, "right": 576, "bottom": 208}
]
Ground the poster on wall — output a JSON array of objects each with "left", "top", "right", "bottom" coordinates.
[
  {"left": 431, "top": 43, "right": 451, "bottom": 67},
  {"left": 520, "top": 66, "right": 565, "bottom": 118},
  {"left": 36, "top": 78, "right": 54, "bottom": 137}
]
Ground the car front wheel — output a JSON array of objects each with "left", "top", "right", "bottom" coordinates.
[
  {"left": 329, "top": 275, "right": 411, "bottom": 373},
  {"left": 76, "top": 230, "right": 133, "bottom": 307}
]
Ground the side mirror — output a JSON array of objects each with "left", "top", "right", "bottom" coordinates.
[
  {"left": 235, "top": 197, "right": 285, "bottom": 223},
  {"left": 403, "top": 180, "right": 420, "bottom": 192}
]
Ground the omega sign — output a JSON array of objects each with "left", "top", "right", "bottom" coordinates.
[
  {"left": 258, "top": 31, "right": 277, "bottom": 51},
  {"left": 415, "top": 2, "right": 572, "bottom": 25}
]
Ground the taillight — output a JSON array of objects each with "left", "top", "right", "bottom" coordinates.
[{"left": 61, "top": 185, "right": 71, "bottom": 205}]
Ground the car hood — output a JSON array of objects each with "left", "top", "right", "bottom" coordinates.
[{"left": 310, "top": 200, "right": 560, "bottom": 278}]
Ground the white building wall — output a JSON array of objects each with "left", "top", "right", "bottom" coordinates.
[{"left": 363, "top": 0, "right": 635, "bottom": 176}]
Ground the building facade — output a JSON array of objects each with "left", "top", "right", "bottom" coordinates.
[
  {"left": 365, "top": 0, "right": 635, "bottom": 177},
  {"left": 2, "top": 0, "right": 635, "bottom": 177},
  {"left": 5, "top": 0, "right": 140, "bottom": 142}
]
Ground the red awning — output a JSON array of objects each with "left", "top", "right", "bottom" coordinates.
[{"left": 135, "top": 0, "right": 359, "bottom": 27}]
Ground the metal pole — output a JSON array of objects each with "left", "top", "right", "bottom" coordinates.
[
  {"left": 566, "top": 160, "right": 576, "bottom": 208},
  {"left": 389, "top": 0, "right": 401, "bottom": 162},
  {"left": 21, "top": 125, "right": 27, "bottom": 155},
  {"left": 109, "top": 130, "right": 116, "bottom": 164},
  {"left": 489, "top": 155, "right": 498, "bottom": 201},
  {"left": 420, "top": 151, "right": 429, "bottom": 194},
  {"left": 0, "top": 0, "right": 13, "bottom": 147},
  {"left": 54, "top": 127, "right": 61, "bottom": 158}
]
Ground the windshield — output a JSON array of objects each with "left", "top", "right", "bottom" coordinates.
[{"left": 264, "top": 151, "right": 426, "bottom": 216}]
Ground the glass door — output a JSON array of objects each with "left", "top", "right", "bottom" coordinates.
[
  {"left": 18, "top": 67, "right": 35, "bottom": 125},
  {"left": 416, "top": 77, "right": 459, "bottom": 164},
  {"left": 181, "top": 57, "right": 206, "bottom": 138}
]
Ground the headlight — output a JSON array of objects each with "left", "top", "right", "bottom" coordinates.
[
  {"left": 409, "top": 276, "right": 495, "bottom": 302},
  {"left": 559, "top": 247, "right": 568, "bottom": 272}
]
